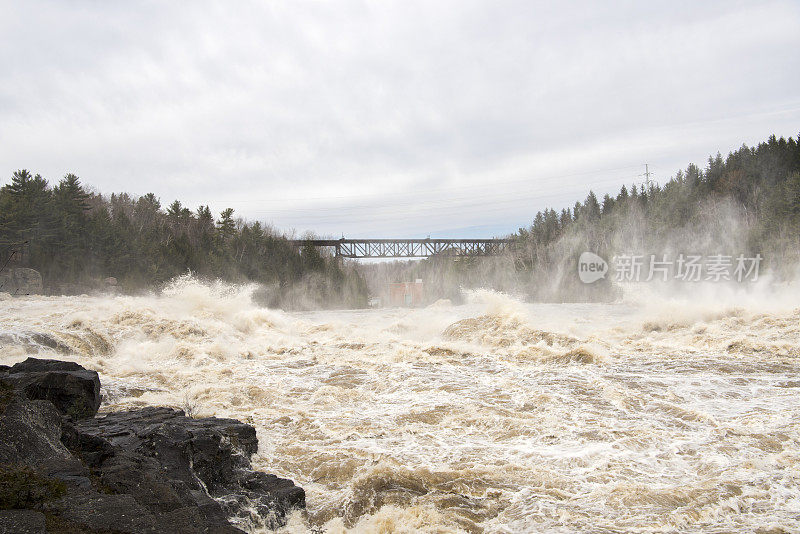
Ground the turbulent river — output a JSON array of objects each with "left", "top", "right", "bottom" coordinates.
[{"left": 1, "top": 278, "right": 799, "bottom": 533}]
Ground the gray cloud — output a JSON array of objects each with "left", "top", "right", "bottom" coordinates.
[{"left": 1, "top": 0, "right": 798, "bottom": 237}]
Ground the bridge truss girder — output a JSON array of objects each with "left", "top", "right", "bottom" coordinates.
[{"left": 289, "top": 239, "right": 511, "bottom": 259}]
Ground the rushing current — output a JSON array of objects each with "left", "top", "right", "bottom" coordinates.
[{"left": 1, "top": 277, "right": 799, "bottom": 533}]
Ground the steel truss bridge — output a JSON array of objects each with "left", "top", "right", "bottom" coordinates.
[{"left": 289, "top": 238, "right": 512, "bottom": 259}]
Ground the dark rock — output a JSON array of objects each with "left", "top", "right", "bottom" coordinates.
[
  {"left": 70, "top": 407, "right": 304, "bottom": 529},
  {"left": 0, "top": 379, "right": 14, "bottom": 414},
  {"left": 0, "top": 359, "right": 305, "bottom": 532},
  {"left": 60, "top": 418, "right": 115, "bottom": 468},
  {"left": 0, "top": 463, "right": 67, "bottom": 509},
  {"left": 9, "top": 359, "right": 86, "bottom": 373},
  {"left": 42, "top": 493, "right": 160, "bottom": 533},
  {"left": 27, "top": 333, "right": 73, "bottom": 355},
  {"left": 6, "top": 357, "right": 101, "bottom": 418},
  {"left": 240, "top": 471, "right": 307, "bottom": 519},
  {"left": 50, "top": 473, "right": 93, "bottom": 492},
  {"left": 0, "top": 509, "right": 47, "bottom": 534},
  {"left": 0, "top": 394, "right": 85, "bottom": 476}
]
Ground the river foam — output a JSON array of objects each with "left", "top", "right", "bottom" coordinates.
[{"left": 1, "top": 277, "right": 799, "bottom": 533}]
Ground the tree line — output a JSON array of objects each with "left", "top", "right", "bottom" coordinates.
[
  {"left": 0, "top": 173, "right": 367, "bottom": 308},
  {"left": 369, "top": 132, "right": 800, "bottom": 303},
  {"left": 2, "top": 132, "right": 798, "bottom": 306},
  {"left": 511, "top": 133, "right": 800, "bottom": 300}
]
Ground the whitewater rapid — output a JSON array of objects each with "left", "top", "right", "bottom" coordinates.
[{"left": 1, "top": 279, "right": 799, "bottom": 533}]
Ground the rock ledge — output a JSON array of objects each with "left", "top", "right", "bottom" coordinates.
[{"left": 0, "top": 358, "right": 304, "bottom": 534}]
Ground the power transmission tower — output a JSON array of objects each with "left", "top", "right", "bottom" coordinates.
[{"left": 640, "top": 163, "right": 653, "bottom": 190}]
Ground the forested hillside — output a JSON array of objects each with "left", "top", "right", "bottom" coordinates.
[
  {"left": 512, "top": 133, "right": 800, "bottom": 300},
  {"left": 365, "top": 133, "right": 800, "bottom": 303},
  {"left": 0, "top": 173, "right": 367, "bottom": 308},
  {"left": 3, "top": 133, "right": 798, "bottom": 306}
]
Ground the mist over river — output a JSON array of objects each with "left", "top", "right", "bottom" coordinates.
[{"left": 1, "top": 277, "right": 799, "bottom": 533}]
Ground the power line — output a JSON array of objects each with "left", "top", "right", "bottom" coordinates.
[
  {"left": 253, "top": 177, "right": 638, "bottom": 225},
  {"left": 242, "top": 173, "right": 644, "bottom": 215},
  {"left": 218, "top": 164, "right": 645, "bottom": 205}
]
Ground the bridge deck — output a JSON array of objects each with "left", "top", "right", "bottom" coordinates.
[{"left": 289, "top": 238, "right": 512, "bottom": 258}]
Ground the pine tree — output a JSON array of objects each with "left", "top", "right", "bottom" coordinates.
[
  {"left": 582, "top": 191, "right": 600, "bottom": 221},
  {"left": 601, "top": 194, "right": 614, "bottom": 215},
  {"left": 52, "top": 173, "right": 91, "bottom": 276},
  {"left": 216, "top": 208, "right": 236, "bottom": 242},
  {"left": 166, "top": 200, "right": 183, "bottom": 219},
  {"left": 3, "top": 171, "right": 55, "bottom": 268}
]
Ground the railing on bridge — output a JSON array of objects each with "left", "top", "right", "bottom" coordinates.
[{"left": 288, "top": 238, "right": 512, "bottom": 259}]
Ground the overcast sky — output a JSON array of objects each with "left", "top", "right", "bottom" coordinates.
[{"left": 1, "top": 1, "right": 798, "bottom": 238}]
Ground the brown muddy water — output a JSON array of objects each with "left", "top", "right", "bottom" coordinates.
[{"left": 1, "top": 278, "right": 799, "bottom": 533}]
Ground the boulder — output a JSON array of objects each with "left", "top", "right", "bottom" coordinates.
[
  {"left": 0, "top": 387, "right": 85, "bottom": 476},
  {"left": 69, "top": 407, "right": 305, "bottom": 529},
  {"left": 0, "top": 267, "right": 43, "bottom": 295},
  {"left": 9, "top": 359, "right": 86, "bottom": 373},
  {"left": 6, "top": 358, "right": 101, "bottom": 418},
  {"left": 0, "top": 359, "right": 304, "bottom": 532}
]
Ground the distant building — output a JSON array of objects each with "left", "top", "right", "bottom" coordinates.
[{"left": 387, "top": 279, "right": 423, "bottom": 307}]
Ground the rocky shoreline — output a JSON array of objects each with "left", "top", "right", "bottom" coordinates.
[{"left": 0, "top": 358, "right": 305, "bottom": 533}]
